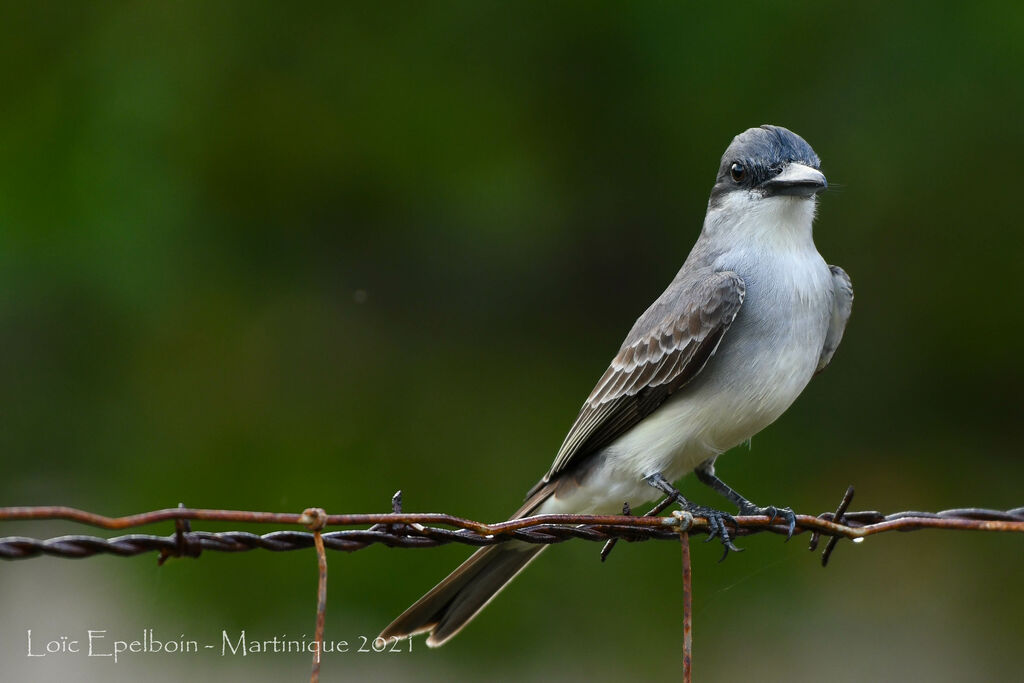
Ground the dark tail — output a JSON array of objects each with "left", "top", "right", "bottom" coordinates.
[{"left": 379, "top": 485, "right": 554, "bottom": 647}]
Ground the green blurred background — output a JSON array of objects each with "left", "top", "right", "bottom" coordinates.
[{"left": 2, "top": 2, "right": 1023, "bottom": 681}]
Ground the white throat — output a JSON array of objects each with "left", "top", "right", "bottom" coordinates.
[{"left": 703, "top": 192, "right": 818, "bottom": 253}]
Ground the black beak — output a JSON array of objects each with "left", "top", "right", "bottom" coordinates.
[{"left": 762, "top": 163, "right": 827, "bottom": 197}]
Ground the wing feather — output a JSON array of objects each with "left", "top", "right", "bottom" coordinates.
[
  {"left": 529, "top": 271, "right": 746, "bottom": 495},
  {"left": 816, "top": 265, "right": 853, "bottom": 373}
]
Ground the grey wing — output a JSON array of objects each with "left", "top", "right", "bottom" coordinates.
[
  {"left": 816, "top": 265, "right": 853, "bottom": 373},
  {"left": 529, "top": 271, "right": 746, "bottom": 496}
]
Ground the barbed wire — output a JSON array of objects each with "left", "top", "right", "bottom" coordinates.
[
  {"left": 3, "top": 487, "right": 1023, "bottom": 682},
  {"left": 2, "top": 488, "right": 1023, "bottom": 564}
]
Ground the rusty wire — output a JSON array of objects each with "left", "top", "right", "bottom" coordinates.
[
  {"left": 1, "top": 488, "right": 1022, "bottom": 564},
  {"left": 3, "top": 488, "right": 1023, "bottom": 682},
  {"left": 679, "top": 526, "right": 693, "bottom": 683},
  {"left": 303, "top": 507, "right": 328, "bottom": 683}
]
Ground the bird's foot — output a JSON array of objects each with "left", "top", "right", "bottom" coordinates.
[
  {"left": 738, "top": 502, "right": 796, "bottom": 540},
  {"left": 678, "top": 500, "right": 742, "bottom": 562},
  {"left": 643, "top": 471, "right": 742, "bottom": 561}
]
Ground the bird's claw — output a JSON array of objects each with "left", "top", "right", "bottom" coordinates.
[
  {"left": 740, "top": 503, "right": 797, "bottom": 540},
  {"left": 681, "top": 503, "right": 742, "bottom": 561}
]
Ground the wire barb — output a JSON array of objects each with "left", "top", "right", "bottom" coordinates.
[
  {"left": 819, "top": 485, "right": 856, "bottom": 566},
  {"left": 599, "top": 501, "right": 632, "bottom": 562},
  {"left": 158, "top": 502, "right": 202, "bottom": 566}
]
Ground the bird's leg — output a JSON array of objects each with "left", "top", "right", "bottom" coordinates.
[
  {"left": 693, "top": 461, "right": 796, "bottom": 539},
  {"left": 643, "top": 472, "right": 741, "bottom": 560}
]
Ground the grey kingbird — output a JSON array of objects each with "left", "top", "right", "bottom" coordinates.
[{"left": 381, "top": 125, "right": 853, "bottom": 647}]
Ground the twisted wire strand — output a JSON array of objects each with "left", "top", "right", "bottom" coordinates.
[{"left": 2, "top": 501, "right": 1022, "bottom": 561}]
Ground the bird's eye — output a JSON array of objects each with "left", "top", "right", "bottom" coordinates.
[{"left": 729, "top": 162, "right": 746, "bottom": 183}]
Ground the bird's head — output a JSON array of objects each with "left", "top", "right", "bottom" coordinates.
[{"left": 709, "top": 125, "right": 826, "bottom": 209}]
